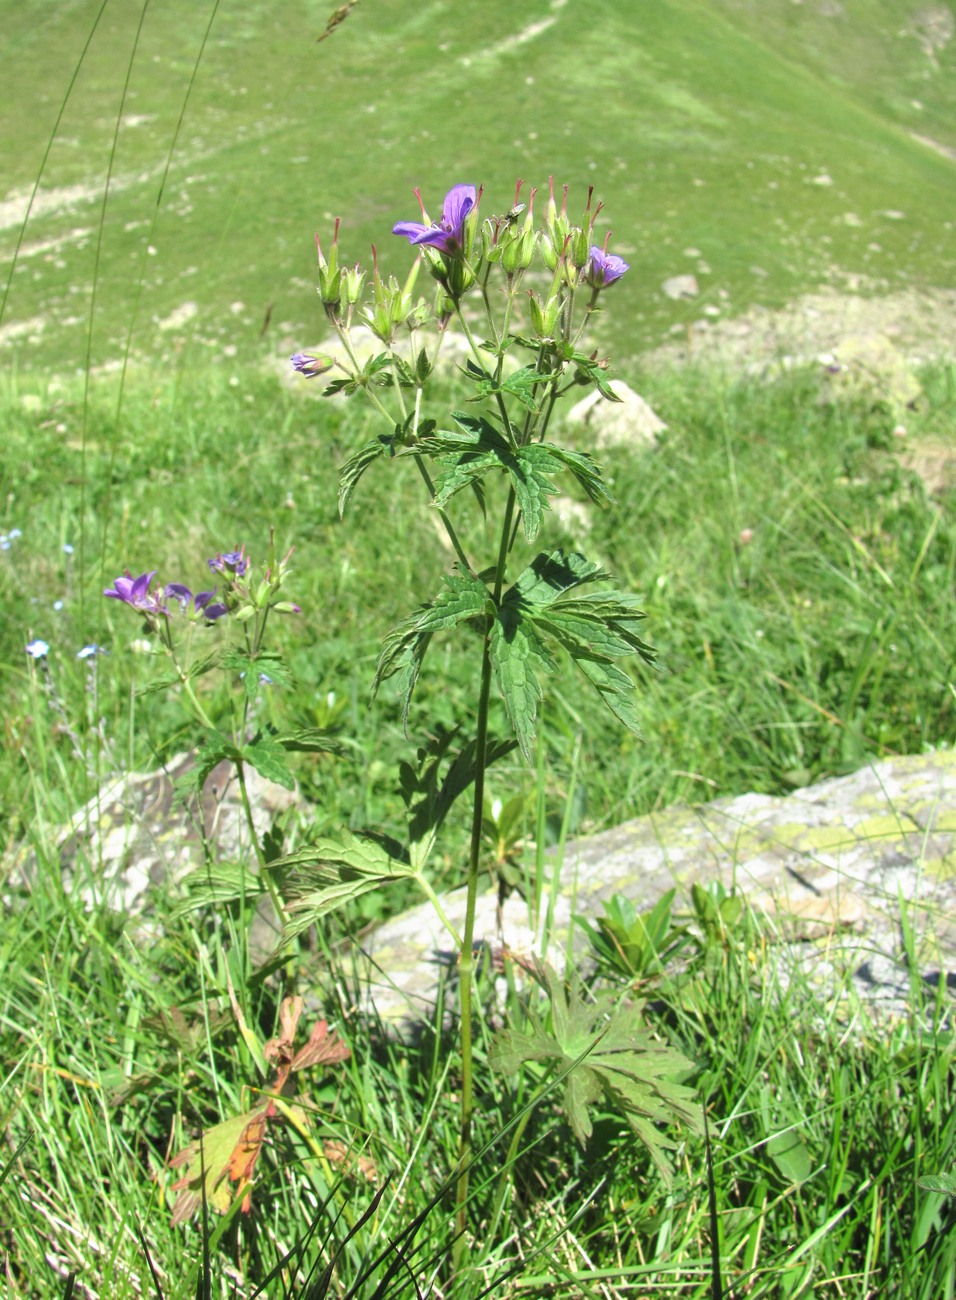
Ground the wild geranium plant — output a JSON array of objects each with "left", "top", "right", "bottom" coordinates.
[
  {"left": 102, "top": 538, "right": 312, "bottom": 883},
  {"left": 287, "top": 179, "right": 701, "bottom": 1265}
]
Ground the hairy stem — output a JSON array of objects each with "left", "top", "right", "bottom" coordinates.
[{"left": 453, "top": 484, "right": 517, "bottom": 1273}]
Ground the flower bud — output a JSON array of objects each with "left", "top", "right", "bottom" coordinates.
[
  {"left": 341, "top": 262, "right": 366, "bottom": 307},
  {"left": 291, "top": 351, "right": 334, "bottom": 378},
  {"left": 316, "top": 220, "right": 342, "bottom": 308},
  {"left": 529, "top": 290, "right": 561, "bottom": 339}
]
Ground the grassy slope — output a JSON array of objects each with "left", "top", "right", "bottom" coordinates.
[{"left": 1, "top": 0, "right": 954, "bottom": 373}]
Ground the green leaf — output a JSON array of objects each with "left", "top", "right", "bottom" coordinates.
[
  {"left": 196, "top": 728, "right": 237, "bottom": 787},
  {"left": 496, "top": 554, "right": 655, "bottom": 744},
  {"left": 276, "top": 727, "right": 346, "bottom": 756},
  {"left": 562, "top": 346, "right": 622, "bottom": 401},
  {"left": 766, "top": 1129, "right": 813, "bottom": 1186},
  {"left": 531, "top": 442, "right": 614, "bottom": 507},
  {"left": 135, "top": 652, "right": 219, "bottom": 698},
  {"left": 338, "top": 437, "right": 391, "bottom": 517},
  {"left": 509, "top": 445, "right": 562, "bottom": 543},
  {"left": 373, "top": 572, "right": 491, "bottom": 724},
  {"left": 490, "top": 962, "right": 702, "bottom": 1177},
  {"left": 403, "top": 731, "right": 517, "bottom": 870},
  {"left": 502, "top": 365, "right": 555, "bottom": 411},
  {"left": 919, "top": 1173, "right": 956, "bottom": 1196},
  {"left": 490, "top": 595, "right": 555, "bottom": 761},
  {"left": 243, "top": 733, "right": 296, "bottom": 792},
  {"left": 464, "top": 364, "right": 554, "bottom": 413},
  {"left": 222, "top": 648, "right": 292, "bottom": 701},
  {"left": 270, "top": 831, "right": 418, "bottom": 935},
  {"left": 172, "top": 861, "right": 267, "bottom": 916},
  {"left": 511, "top": 550, "right": 610, "bottom": 607}
]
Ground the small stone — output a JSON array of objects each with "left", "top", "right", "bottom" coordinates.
[
  {"left": 662, "top": 274, "right": 699, "bottom": 301},
  {"left": 564, "top": 379, "right": 667, "bottom": 451}
]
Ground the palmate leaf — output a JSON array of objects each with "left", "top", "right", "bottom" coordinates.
[
  {"left": 490, "top": 963, "right": 701, "bottom": 1179},
  {"left": 372, "top": 571, "right": 491, "bottom": 724},
  {"left": 464, "top": 362, "right": 555, "bottom": 413},
  {"left": 135, "top": 652, "right": 219, "bottom": 697},
  {"left": 424, "top": 420, "right": 611, "bottom": 543},
  {"left": 269, "top": 831, "right": 418, "bottom": 938},
  {"left": 491, "top": 551, "right": 654, "bottom": 756}
]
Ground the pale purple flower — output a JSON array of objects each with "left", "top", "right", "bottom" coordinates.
[
  {"left": 585, "top": 245, "right": 629, "bottom": 288},
  {"left": 26, "top": 639, "right": 49, "bottom": 659},
  {"left": 393, "top": 184, "right": 477, "bottom": 255},
  {"left": 208, "top": 550, "right": 247, "bottom": 577},
  {"left": 104, "top": 571, "right": 166, "bottom": 615}
]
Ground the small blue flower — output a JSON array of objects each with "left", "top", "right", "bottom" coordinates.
[
  {"left": 26, "top": 639, "right": 50, "bottom": 659},
  {"left": 77, "top": 644, "right": 105, "bottom": 659},
  {"left": 63, "top": 543, "right": 74, "bottom": 556},
  {"left": 53, "top": 600, "right": 64, "bottom": 611}
]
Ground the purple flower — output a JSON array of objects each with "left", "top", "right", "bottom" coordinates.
[
  {"left": 164, "top": 583, "right": 228, "bottom": 621},
  {"left": 104, "top": 571, "right": 166, "bottom": 615},
  {"left": 208, "top": 550, "right": 248, "bottom": 578},
  {"left": 393, "top": 184, "right": 477, "bottom": 255},
  {"left": 26, "top": 639, "right": 49, "bottom": 659},
  {"left": 291, "top": 351, "right": 333, "bottom": 378},
  {"left": 585, "top": 245, "right": 629, "bottom": 288},
  {"left": 164, "top": 583, "right": 193, "bottom": 609},
  {"left": 194, "top": 590, "right": 228, "bottom": 620}
]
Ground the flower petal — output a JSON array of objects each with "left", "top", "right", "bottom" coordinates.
[{"left": 441, "top": 184, "right": 476, "bottom": 235}]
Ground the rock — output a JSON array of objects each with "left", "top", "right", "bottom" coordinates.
[
  {"left": 564, "top": 379, "right": 667, "bottom": 451},
  {"left": 351, "top": 751, "right": 956, "bottom": 1029},
  {"left": 662, "top": 274, "right": 699, "bottom": 301},
  {"left": 822, "top": 331, "right": 923, "bottom": 413},
  {"left": 9, "top": 751, "right": 297, "bottom": 959}
]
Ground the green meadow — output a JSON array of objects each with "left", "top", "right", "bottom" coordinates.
[
  {"left": 2, "top": 1, "right": 956, "bottom": 1295},
  {"left": 3, "top": 0, "right": 955, "bottom": 372}
]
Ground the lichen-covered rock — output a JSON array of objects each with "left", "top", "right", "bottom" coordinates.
[
  {"left": 353, "top": 751, "right": 956, "bottom": 1028},
  {"left": 8, "top": 752, "right": 296, "bottom": 955}
]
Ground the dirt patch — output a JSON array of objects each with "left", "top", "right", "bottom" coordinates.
[{"left": 639, "top": 285, "right": 956, "bottom": 373}]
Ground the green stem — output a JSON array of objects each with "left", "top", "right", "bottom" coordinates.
[
  {"left": 416, "top": 874, "right": 463, "bottom": 949},
  {"left": 453, "top": 485, "right": 517, "bottom": 1275},
  {"left": 412, "top": 454, "right": 473, "bottom": 574}
]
